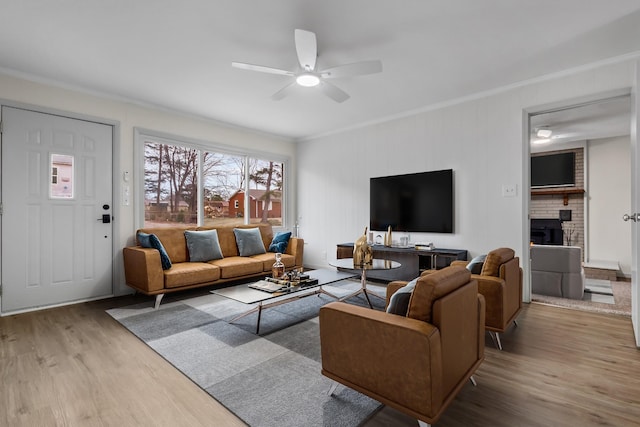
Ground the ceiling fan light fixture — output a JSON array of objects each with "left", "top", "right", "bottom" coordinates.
[
  {"left": 296, "top": 73, "right": 320, "bottom": 87},
  {"left": 536, "top": 128, "right": 552, "bottom": 138}
]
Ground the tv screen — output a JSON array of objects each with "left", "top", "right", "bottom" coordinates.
[
  {"left": 370, "top": 169, "right": 453, "bottom": 233},
  {"left": 531, "top": 152, "right": 575, "bottom": 188}
]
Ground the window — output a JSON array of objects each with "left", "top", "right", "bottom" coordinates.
[
  {"left": 50, "top": 154, "right": 74, "bottom": 199},
  {"left": 140, "top": 132, "right": 287, "bottom": 229},
  {"left": 144, "top": 142, "right": 198, "bottom": 225}
]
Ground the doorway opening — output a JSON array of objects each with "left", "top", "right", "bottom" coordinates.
[{"left": 527, "top": 94, "right": 632, "bottom": 316}]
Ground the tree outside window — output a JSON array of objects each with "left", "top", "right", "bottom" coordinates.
[{"left": 143, "top": 140, "right": 284, "bottom": 228}]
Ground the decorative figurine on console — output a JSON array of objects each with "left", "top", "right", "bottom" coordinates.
[{"left": 353, "top": 226, "right": 374, "bottom": 267}]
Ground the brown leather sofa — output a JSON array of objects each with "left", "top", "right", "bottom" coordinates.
[
  {"left": 123, "top": 223, "right": 303, "bottom": 308},
  {"left": 319, "top": 266, "right": 485, "bottom": 426},
  {"left": 451, "top": 247, "right": 522, "bottom": 350}
]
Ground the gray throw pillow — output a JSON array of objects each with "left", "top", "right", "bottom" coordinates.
[
  {"left": 466, "top": 254, "right": 486, "bottom": 275},
  {"left": 386, "top": 277, "right": 419, "bottom": 316},
  {"left": 234, "top": 227, "right": 267, "bottom": 257},
  {"left": 185, "top": 229, "right": 224, "bottom": 262}
]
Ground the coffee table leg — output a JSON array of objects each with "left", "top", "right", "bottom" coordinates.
[{"left": 256, "top": 302, "right": 263, "bottom": 334}]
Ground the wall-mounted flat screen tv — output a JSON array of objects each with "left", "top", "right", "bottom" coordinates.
[
  {"left": 530, "top": 152, "right": 575, "bottom": 188},
  {"left": 370, "top": 169, "right": 453, "bottom": 233}
]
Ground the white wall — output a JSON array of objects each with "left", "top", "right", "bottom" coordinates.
[
  {"left": 0, "top": 73, "right": 296, "bottom": 296},
  {"left": 297, "top": 59, "right": 638, "bottom": 281},
  {"left": 588, "top": 136, "right": 632, "bottom": 275}
]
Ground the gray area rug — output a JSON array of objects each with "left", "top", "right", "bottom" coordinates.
[{"left": 107, "top": 280, "right": 387, "bottom": 427}]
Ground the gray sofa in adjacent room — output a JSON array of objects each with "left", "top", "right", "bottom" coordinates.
[{"left": 530, "top": 245, "right": 584, "bottom": 300}]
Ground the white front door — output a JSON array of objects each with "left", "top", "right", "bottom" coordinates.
[{"left": 1, "top": 106, "right": 113, "bottom": 313}]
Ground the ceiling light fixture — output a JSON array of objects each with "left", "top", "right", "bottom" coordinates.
[
  {"left": 296, "top": 73, "right": 320, "bottom": 87},
  {"left": 536, "top": 128, "right": 552, "bottom": 138}
]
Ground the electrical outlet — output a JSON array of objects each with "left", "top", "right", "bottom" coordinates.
[{"left": 502, "top": 184, "right": 517, "bottom": 197}]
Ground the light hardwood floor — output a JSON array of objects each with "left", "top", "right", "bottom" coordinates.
[{"left": 1, "top": 295, "right": 639, "bottom": 427}]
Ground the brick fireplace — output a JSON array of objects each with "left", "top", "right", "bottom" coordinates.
[{"left": 530, "top": 147, "right": 584, "bottom": 258}]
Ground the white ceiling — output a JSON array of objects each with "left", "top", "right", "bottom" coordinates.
[
  {"left": 530, "top": 95, "right": 632, "bottom": 151},
  {"left": 2, "top": 1, "right": 640, "bottom": 140}
]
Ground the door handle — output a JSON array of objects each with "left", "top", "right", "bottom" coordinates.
[
  {"left": 98, "top": 214, "right": 111, "bottom": 223},
  {"left": 622, "top": 213, "right": 639, "bottom": 222}
]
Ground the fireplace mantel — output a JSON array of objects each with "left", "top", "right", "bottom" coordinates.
[{"left": 531, "top": 188, "right": 585, "bottom": 205}]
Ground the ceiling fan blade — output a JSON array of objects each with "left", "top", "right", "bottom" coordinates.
[
  {"left": 271, "top": 82, "right": 298, "bottom": 101},
  {"left": 294, "top": 29, "right": 317, "bottom": 71},
  {"left": 232, "top": 62, "right": 294, "bottom": 76},
  {"left": 319, "top": 81, "right": 350, "bottom": 103},
  {"left": 320, "top": 60, "right": 383, "bottom": 79}
]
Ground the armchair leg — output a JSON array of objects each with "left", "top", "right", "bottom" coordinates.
[
  {"left": 418, "top": 421, "right": 431, "bottom": 427},
  {"left": 327, "top": 382, "right": 339, "bottom": 396},
  {"left": 469, "top": 375, "right": 477, "bottom": 386},
  {"left": 489, "top": 331, "right": 503, "bottom": 350}
]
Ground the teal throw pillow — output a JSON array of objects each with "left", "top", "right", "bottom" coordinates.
[
  {"left": 137, "top": 232, "right": 172, "bottom": 270},
  {"left": 386, "top": 277, "right": 418, "bottom": 316},
  {"left": 185, "top": 229, "right": 224, "bottom": 262},
  {"left": 269, "top": 231, "right": 291, "bottom": 253},
  {"left": 137, "top": 232, "right": 151, "bottom": 248},
  {"left": 234, "top": 227, "right": 267, "bottom": 257}
]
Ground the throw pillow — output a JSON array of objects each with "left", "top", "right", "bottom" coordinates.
[
  {"left": 184, "top": 229, "right": 224, "bottom": 262},
  {"left": 466, "top": 254, "right": 486, "bottom": 275},
  {"left": 386, "top": 277, "right": 419, "bottom": 316},
  {"left": 137, "top": 231, "right": 151, "bottom": 248},
  {"left": 137, "top": 232, "right": 172, "bottom": 270},
  {"left": 234, "top": 227, "right": 267, "bottom": 257},
  {"left": 269, "top": 231, "right": 291, "bottom": 253}
]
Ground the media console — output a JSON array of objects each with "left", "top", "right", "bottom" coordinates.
[{"left": 336, "top": 243, "right": 468, "bottom": 282}]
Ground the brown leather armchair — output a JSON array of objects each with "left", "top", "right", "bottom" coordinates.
[
  {"left": 451, "top": 247, "right": 522, "bottom": 350},
  {"left": 319, "top": 266, "right": 485, "bottom": 427}
]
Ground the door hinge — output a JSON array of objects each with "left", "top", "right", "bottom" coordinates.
[
  {"left": 0, "top": 284, "right": 3, "bottom": 297},
  {"left": 0, "top": 120, "right": 3, "bottom": 133},
  {"left": 0, "top": 203, "right": 3, "bottom": 215}
]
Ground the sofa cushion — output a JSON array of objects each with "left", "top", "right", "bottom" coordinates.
[
  {"left": 386, "top": 277, "right": 418, "bottom": 316},
  {"left": 269, "top": 231, "right": 291, "bottom": 253},
  {"left": 185, "top": 229, "right": 224, "bottom": 262},
  {"left": 209, "top": 257, "right": 264, "bottom": 278},
  {"left": 164, "top": 262, "right": 220, "bottom": 288},
  {"left": 406, "top": 267, "right": 471, "bottom": 323},
  {"left": 481, "top": 248, "right": 515, "bottom": 277},
  {"left": 138, "top": 232, "right": 172, "bottom": 270},
  {"left": 234, "top": 227, "right": 267, "bottom": 256}
]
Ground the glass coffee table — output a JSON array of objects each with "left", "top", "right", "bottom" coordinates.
[
  {"left": 211, "top": 268, "right": 357, "bottom": 334},
  {"left": 329, "top": 258, "right": 401, "bottom": 308}
]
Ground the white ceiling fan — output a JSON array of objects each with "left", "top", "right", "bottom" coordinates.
[{"left": 232, "top": 29, "right": 382, "bottom": 103}]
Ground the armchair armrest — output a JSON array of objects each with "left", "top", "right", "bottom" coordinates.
[
  {"left": 473, "top": 274, "right": 506, "bottom": 330},
  {"left": 286, "top": 237, "right": 304, "bottom": 267},
  {"left": 123, "top": 246, "right": 165, "bottom": 294},
  {"left": 319, "top": 302, "right": 442, "bottom": 419},
  {"left": 449, "top": 260, "right": 468, "bottom": 268}
]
